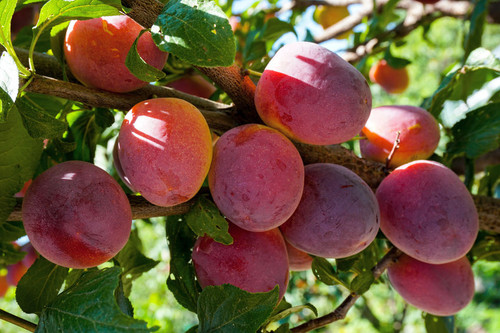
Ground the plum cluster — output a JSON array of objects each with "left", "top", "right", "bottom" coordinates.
[{"left": 19, "top": 16, "right": 478, "bottom": 317}]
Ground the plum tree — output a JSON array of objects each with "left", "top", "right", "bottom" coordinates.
[
  {"left": 1, "top": 0, "right": 498, "bottom": 332},
  {"left": 369, "top": 59, "right": 409, "bottom": 94},
  {"left": 22, "top": 161, "right": 132, "bottom": 269},
  {"left": 209, "top": 124, "right": 304, "bottom": 232},
  {"left": 192, "top": 222, "right": 289, "bottom": 300},
  {"left": 254, "top": 41, "right": 372, "bottom": 145},
  {"left": 280, "top": 163, "right": 380, "bottom": 258},
  {"left": 117, "top": 98, "right": 212, "bottom": 207},
  {"left": 388, "top": 254, "right": 474, "bottom": 316},
  {"left": 167, "top": 74, "right": 217, "bottom": 99},
  {"left": 313, "top": 5, "right": 352, "bottom": 39},
  {"left": 360, "top": 105, "right": 441, "bottom": 167},
  {"left": 376, "top": 160, "right": 479, "bottom": 264},
  {"left": 64, "top": 15, "right": 168, "bottom": 93},
  {"left": 284, "top": 239, "right": 313, "bottom": 271}
]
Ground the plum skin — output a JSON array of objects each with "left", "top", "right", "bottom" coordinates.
[
  {"left": 284, "top": 238, "right": 313, "bottom": 271},
  {"left": 22, "top": 161, "right": 132, "bottom": 269},
  {"left": 117, "top": 98, "right": 213, "bottom": 207},
  {"left": 360, "top": 105, "right": 440, "bottom": 167},
  {"left": 64, "top": 15, "right": 168, "bottom": 93},
  {"left": 388, "top": 254, "right": 475, "bottom": 316},
  {"left": 255, "top": 41, "right": 372, "bottom": 145},
  {"left": 167, "top": 74, "right": 216, "bottom": 99},
  {"left": 192, "top": 223, "right": 290, "bottom": 300},
  {"left": 280, "top": 163, "right": 380, "bottom": 259},
  {"left": 376, "top": 160, "right": 479, "bottom": 264},
  {"left": 208, "top": 124, "right": 304, "bottom": 232}
]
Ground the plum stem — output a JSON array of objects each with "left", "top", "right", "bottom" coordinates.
[
  {"left": 290, "top": 247, "right": 403, "bottom": 333},
  {"left": 385, "top": 131, "right": 401, "bottom": 170},
  {"left": 0, "top": 309, "right": 36, "bottom": 332},
  {"left": 244, "top": 69, "right": 263, "bottom": 77}
]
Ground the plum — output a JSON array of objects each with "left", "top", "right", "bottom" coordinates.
[
  {"left": 22, "top": 161, "right": 132, "bottom": 268},
  {"left": 64, "top": 15, "right": 168, "bottom": 93},
  {"left": 388, "top": 254, "right": 474, "bottom": 316},
  {"left": 284, "top": 239, "right": 313, "bottom": 271},
  {"left": 369, "top": 60, "right": 409, "bottom": 94},
  {"left": 280, "top": 163, "right": 380, "bottom": 258},
  {"left": 192, "top": 222, "right": 289, "bottom": 300},
  {"left": 255, "top": 41, "right": 372, "bottom": 145},
  {"left": 209, "top": 124, "right": 304, "bottom": 232},
  {"left": 117, "top": 98, "right": 212, "bottom": 207},
  {"left": 376, "top": 160, "right": 479, "bottom": 264},
  {"left": 360, "top": 105, "right": 440, "bottom": 167}
]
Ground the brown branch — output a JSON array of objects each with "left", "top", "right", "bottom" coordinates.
[
  {"left": 7, "top": 195, "right": 193, "bottom": 222},
  {"left": 291, "top": 247, "right": 403, "bottom": 333},
  {"left": 0, "top": 309, "right": 36, "bottom": 332},
  {"left": 22, "top": 74, "right": 238, "bottom": 133},
  {"left": 341, "top": 0, "right": 471, "bottom": 63}
]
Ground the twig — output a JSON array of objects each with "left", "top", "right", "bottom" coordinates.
[
  {"left": 386, "top": 131, "right": 401, "bottom": 169},
  {"left": 0, "top": 309, "right": 37, "bottom": 332},
  {"left": 290, "top": 247, "right": 403, "bottom": 332}
]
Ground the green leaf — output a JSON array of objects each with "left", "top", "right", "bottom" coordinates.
[
  {"left": 16, "top": 95, "right": 67, "bottom": 139},
  {"left": 0, "top": 52, "right": 19, "bottom": 122},
  {"left": 115, "top": 279, "right": 134, "bottom": 317},
  {"left": 0, "top": 242, "right": 26, "bottom": 266},
  {"left": 165, "top": 215, "right": 201, "bottom": 312},
  {"left": 36, "top": 267, "right": 156, "bottom": 332},
  {"left": 151, "top": 0, "right": 236, "bottom": 67},
  {"left": 16, "top": 257, "right": 69, "bottom": 314},
  {"left": 114, "top": 229, "right": 160, "bottom": 297},
  {"left": 426, "top": 48, "right": 500, "bottom": 121},
  {"left": 185, "top": 195, "right": 232, "bottom": 245},
  {"left": 0, "top": 106, "right": 42, "bottom": 225},
  {"left": 336, "top": 241, "right": 381, "bottom": 275},
  {"left": 446, "top": 103, "right": 500, "bottom": 160},
  {"left": 350, "top": 272, "right": 375, "bottom": 295},
  {"left": 262, "top": 302, "right": 317, "bottom": 330},
  {"left": 167, "top": 257, "right": 201, "bottom": 313},
  {"left": 50, "top": 21, "right": 70, "bottom": 65},
  {"left": 311, "top": 257, "right": 346, "bottom": 287},
  {"left": 0, "top": 221, "right": 25, "bottom": 242},
  {"left": 65, "top": 109, "right": 112, "bottom": 162},
  {"left": 469, "top": 234, "right": 500, "bottom": 262},
  {"left": 478, "top": 164, "right": 500, "bottom": 196},
  {"left": 0, "top": 0, "right": 16, "bottom": 48},
  {"left": 463, "top": 0, "right": 487, "bottom": 61},
  {"left": 197, "top": 284, "right": 279, "bottom": 333},
  {"left": 34, "top": 0, "right": 122, "bottom": 35},
  {"left": 126, "top": 29, "right": 166, "bottom": 82},
  {"left": 384, "top": 47, "right": 411, "bottom": 69},
  {"left": 242, "top": 17, "right": 294, "bottom": 62},
  {"left": 424, "top": 314, "right": 455, "bottom": 333},
  {"left": 269, "top": 323, "right": 291, "bottom": 333}
]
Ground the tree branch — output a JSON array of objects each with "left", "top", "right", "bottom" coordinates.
[
  {"left": 0, "top": 309, "right": 36, "bottom": 332},
  {"left": 290, "top": 247, "right": 403, "bottom": 332},
  {"left": 341, "top": 0, "right": 471, "bottom": 63},
  {"left": 22, "top": 74, "right": 238, "bottom": 133}
]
